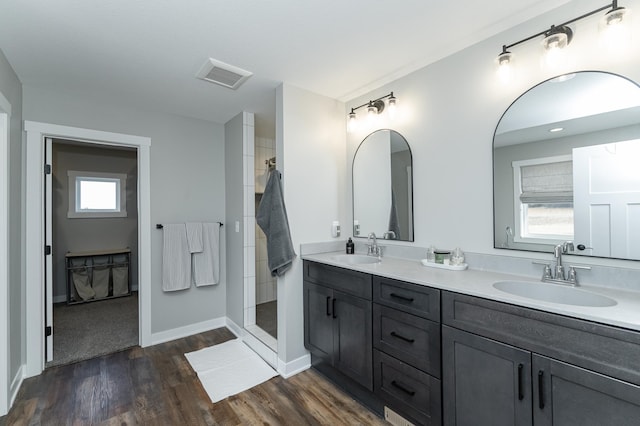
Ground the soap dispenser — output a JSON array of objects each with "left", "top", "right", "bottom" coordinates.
[{"left": 346, "top": 238, "right": 355, "bottom": 254}]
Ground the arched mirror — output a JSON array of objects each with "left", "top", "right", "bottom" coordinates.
[
  {"left": 353, "top": 129, "right": 414, "bottom": 241},
  {"left": 493, "top": 71, "right": 640, "bottom": 260}
]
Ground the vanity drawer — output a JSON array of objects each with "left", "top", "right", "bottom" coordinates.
[
  {"left": 373, "top": 304, "right": 441, "bottom": 377},
  {"left": 304, "top": 260, "right": 372, "bottom": 299},
  {"left": 442, "top": 291, "right": 640, "bottom": 386},
  {"left": 374, "top": 349, "right": 442, "bottom": 426},
  {"left": 373, "top": 276, "right": 439, "bottom": 320}
]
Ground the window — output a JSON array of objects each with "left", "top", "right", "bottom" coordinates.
[
  {"left": 512, "top": 156, "right": 573, "bottom": 243},
  {"left": 68, "top": 171, "right": 127, "bottom": 218}
]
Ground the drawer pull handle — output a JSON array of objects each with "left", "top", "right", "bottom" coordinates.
[
  {"left": 391, "top": 380, "right": 416, "bottom": 396},
  {"left": 390, "top": 292, "right": 414, "bottom": 303},
  {"left": 390, "top": 331, "right": 415, "bottom": 343},
  {"left": 538, "top": 370, "right": 545, "bottom": 409},
  {"left": 517, "top": 363, "right": 524, "bottom": 400},
  {"left": 332, "top": 298, "right": 337, "bottom": 319},
  {"left": 326, "top": 296, "right": 331, "bottom": 317}
]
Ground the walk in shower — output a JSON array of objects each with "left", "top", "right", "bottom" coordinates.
[{"left": 254, "top": 140, "right": 277, "bottom": 340}]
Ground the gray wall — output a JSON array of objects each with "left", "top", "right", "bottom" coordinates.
[
  {"left": 224, "top": 112, "right": 244, "bottom": 327},
  {"left": 0, "top": 48, "right": 23, "bottom": 408},
  {"left": 51, "top": 141, "right": 138, "bottom": 300},
  {"left": 345, "top": 0, "right": 640, "bottom": 272},
  {"left": 23, "top": 85, "right": 227, "bottom": 335},
  {"left": 278, "top": 84, "right": 346, "bottom": 364}
]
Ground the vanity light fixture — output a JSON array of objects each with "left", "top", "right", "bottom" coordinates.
[
  {"left": 346, "top": 92, "right": 397, "bottom": 132},
  {"left": 496, "top": 0, "right": 631, "bottom": 78}
]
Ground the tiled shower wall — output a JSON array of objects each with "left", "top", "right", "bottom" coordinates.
[{"left": 255, "top": 136, "right": 277, "bottom": 304}]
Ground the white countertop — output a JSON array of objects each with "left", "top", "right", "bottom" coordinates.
[{"left": 302, "top": 251, "right": 640, "bottom": 332}]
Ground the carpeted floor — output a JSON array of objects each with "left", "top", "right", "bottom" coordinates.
[{"left": 47, "top": 293, "right": 139, "bottom": 368}]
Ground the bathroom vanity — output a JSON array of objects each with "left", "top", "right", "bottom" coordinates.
[{"left": 302, "top": 254, "right": 640, "bottom": 426}]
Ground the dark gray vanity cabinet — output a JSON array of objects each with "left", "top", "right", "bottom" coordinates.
[
  {"left": 373, "top": 276, "right": 442, "bottom": 425},
  {"left": 303, "top": 261, "right": 373, "bottom": 390},
  {"left": 442, "top": 325, "right": 532, "bottom": 426},
  {"left": 442, "top": 291, "right": 640, "bottom": 426},
  {"left": 532, "top": 355, "right": 640, "bottom": 426}
]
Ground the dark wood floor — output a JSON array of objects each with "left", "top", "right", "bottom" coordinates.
[{"left": 1, "top": 327, "right": 386, "bottom": 425}]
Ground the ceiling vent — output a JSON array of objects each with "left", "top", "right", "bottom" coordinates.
[{"left": 196, "top": 58, "right": 252, "bottom": 90}]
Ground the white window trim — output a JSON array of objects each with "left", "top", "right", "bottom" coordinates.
[
  {"left": 512, "top": 154, "right": 573, "bottom": 244},
  {"left": 67, "top": 171, "right": 127, "bottom": 218}
]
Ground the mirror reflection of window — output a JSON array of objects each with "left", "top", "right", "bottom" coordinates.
[{"left": 493, "top": 71, "right": 640, "bottom": 260}]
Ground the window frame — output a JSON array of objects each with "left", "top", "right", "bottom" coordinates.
[
  {"left": 67, "top": 170, "right": 127, "bottom": 218},
  {"left": 512, "top": 155, "right": 573, "bottom": 244}
]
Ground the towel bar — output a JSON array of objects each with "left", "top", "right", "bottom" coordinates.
[{"left": 156, "top": 222, "right": 223, "bottom": 229}]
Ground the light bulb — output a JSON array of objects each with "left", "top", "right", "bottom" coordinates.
[
  {"left": 600, "top": 7, "right": 632, "bottom": 52},
  {"left": 347, "top": 110, "right": 357, "bottom": 133},
  {"left": 496, "top": 50, "right": 515, "bottom": 83},
  {"left": 387, "top": 95, "right": 397, "bottom": 120},
  {"left": 542, "top": 28, "right": 571, "bottom": 71},
  {"left": 367, "top": 102, "right": 378, "bottom": 124}
]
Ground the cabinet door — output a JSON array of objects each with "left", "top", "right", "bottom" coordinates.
[
  {"left": 303, "top": 281, "right": 334, "bottom": 362},
  {"left": 442, "top": 326, "right": 532, "bottom": 426},
  {"left": 334, "top": 290, "right": 373, "bottom": 391},
  {"left": 533, "top": 354, "right": 640, "bottom": 426}
]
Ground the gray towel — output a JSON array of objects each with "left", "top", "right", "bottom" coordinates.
[{"left": 256, "top": 170, "right": 296, "bottom": 276}]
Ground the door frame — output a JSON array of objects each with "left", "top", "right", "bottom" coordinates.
[
  {"left": 0, "top": 91, "right": 11, "bottom": 415},
  {"left": 24, "top": 121, "right": 152, "bottom": 377}
]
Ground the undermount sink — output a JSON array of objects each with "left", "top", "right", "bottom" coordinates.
[
  {"left": 493, "top": 280, "right": 617, "bottom": 307},
  {"left": 330, "top": 254, "right": 381, "bottom": 265}
]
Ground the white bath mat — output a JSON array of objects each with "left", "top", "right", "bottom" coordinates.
[{"left": 185, "top": 338, "right": 277, "bottom": 403}]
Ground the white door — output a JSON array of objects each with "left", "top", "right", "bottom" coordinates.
[
  {"left": 45, "top": 137, "right": 53, "bottom": 362},
  {"left": 573, "top": 140, "right": 640, "bottom": 259}
]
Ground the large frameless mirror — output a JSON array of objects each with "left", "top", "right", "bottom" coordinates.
[
  {"left": 353, "top": 129, "right": 414, "bottom": 241},
  {"left": 493, "top": 71, "right": 640, "bottom": 260}
]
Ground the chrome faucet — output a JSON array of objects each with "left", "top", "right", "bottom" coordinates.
[
  {"left": 367, "top": 232, "right": 383, "bottom": 258},
  {"left": 533, "top": 241, "right": 590, "bottom": 286}
]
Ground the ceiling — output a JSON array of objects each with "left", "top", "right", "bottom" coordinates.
[
  {"left": 0, "top": 0, "right": 571, "bottom": 130},
  {"left": 494, "top": 72, "right": 640, "bottom": 147}
]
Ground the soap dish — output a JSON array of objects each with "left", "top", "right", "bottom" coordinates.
[{"left": 420, "top": 259, "right": 468, "bottom": 271}]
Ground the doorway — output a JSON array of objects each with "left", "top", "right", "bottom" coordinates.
[
  {"left": 24, "top": 121, "right": 152, "bottom": 378},
  {"left": 46, "top": 140, "right": 139, "bottom": 367}
]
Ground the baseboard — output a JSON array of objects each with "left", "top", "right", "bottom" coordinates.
[
  {"left": 278, "top": 353, "right": 311, "bottom": 378},
  {"left": 224, "top": 317, "right": 243, "bottom": 338},
  {"left": 243, "top": 331, "right": 278, "bottom": 369},
  {"left": 9, "top": 364, "right": 24, "bottom": 412},
  {"left": 151, "top": 317, "right": 227, "bottom": 346}
]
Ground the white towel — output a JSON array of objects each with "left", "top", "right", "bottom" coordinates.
[
  {"left": 192, "top": 222, "right": 220, "bottom": 287},
  {"left": 162, "top": 224, "right": 192, "bottom": 291},
  {"left": 185, "top": 222, "right": 203, "bottom": 253}
]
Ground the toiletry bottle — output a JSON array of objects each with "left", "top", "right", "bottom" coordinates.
[{"left": 346, "top": 238, "right": 355, "bottom": 254}]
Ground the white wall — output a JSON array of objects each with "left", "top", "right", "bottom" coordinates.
[
  {"left": 23, "top": 85, "right": 228, "bottom": 336},
  {"left": 0, "top": 47, "right": 23, "bottom": 415},
  {"left": 276, "top": 83, "right": 346, "bottom": 363},
  {"left": 346, "top": 0, "right": 640, "bottom": 270}
]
